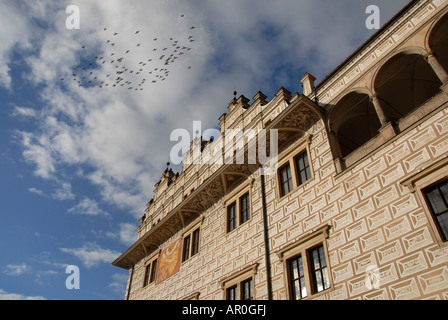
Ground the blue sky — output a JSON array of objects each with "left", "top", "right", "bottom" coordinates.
[{"left": 0, "top": 0, "right": 410, "bottom": 300}]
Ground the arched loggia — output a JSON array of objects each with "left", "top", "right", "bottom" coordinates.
[
  {"left": 329, "top": 92, "right": 381, "bottom": 158},
  {"left": 374, "top": 52, "right": 443, "bottom": 122}
]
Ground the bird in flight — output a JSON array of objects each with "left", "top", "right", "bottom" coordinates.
[
  {"left": 114, "top": 32, "right": 118, "bottom": 36},
  {"left": 135, "top": 31, "right": 140, "bottom": 34}
]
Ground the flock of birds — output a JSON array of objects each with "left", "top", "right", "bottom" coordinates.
[{"left": 60, "top": 15, "right": 196, "bottom": 91}]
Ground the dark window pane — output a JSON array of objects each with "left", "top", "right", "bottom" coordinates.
[
  {"left": 227, "top": 286, "right": 237, "bottom": 300},
  {"left": 279, "top": 164, "right": 293, "bottom": 196},
  {"left": 192, "top": 229, "right": 200, "bottom": 256},
  {"left": 436, "top": 213, "right": 448, "bottom": 241},
  {"left": 289, "top": 255, "right": 306, "bottom": 300},
  {"left": 293, "top": 281, "right": 301, "bottom": 300},
  {"left": 228, "top": 203, "right": 237, "bottom": 232},
  {"left": 240, "top": 193, "right": 250, "bottom": 223},
  {"left": 300, "top": 278, "right": 307, "bottom": 299},
  {"left": 440, "top": 182, "right": 448, "bottom": 201},
  {"left": 144, "top": 264, "right": 151, "bottom": 286},
  {"left": 242, "top": 278, "right": 253, "bottom": 300},
  {"left": 150, "top": 259, "right": 158, "bottom": 283},
  {"left": 182, "top": 235, "right": 191, "bottom": 262},
  {"left": 427, "top": 188, "right": 447, "bottom": 214},
  {"left": 309, "top": 245, "right": 330, "bottom": 293},
  {"left": 295, "top": 152, "right": 311, "bottom": 185},
  {"left": 322, "top": 267, "right": 330, "bottom": 290},
  {"left": 298, "top": 255, "right": 304, "bottom": 277},
  {"left": 424, "top": 181, "right": 448, "bottom": 242},
  {"left": 319, "top": 246, "right": 327, "bottom": 268},
  {"left": 315, "top": 270, "right": 323, "bottom": 292}
]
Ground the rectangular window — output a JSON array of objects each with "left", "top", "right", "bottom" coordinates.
[
  {"left": 143, "top": 258, "right": 158, "bottom": 287},
  {"left": 149, "top": 259, "right": 158, "bottom": 284},
  {"left": 279, "top": 163, "right": 293, "bottom": 196},
  {"left": 424, "top": 180, "right": 448, "bottom": 242},
  {"left": 191, "top": 228, "right": 200, "bottom": 256},
  {"left": 241, "top": 278, "right": 253, "bottom": 300},
  {"left": 288, "top": 255, "right": 307, "bottom": 300},
  {"left": 279, "top": 226, "right": 332, "bottom": 300},
  {"left": 295, "top": 152, "right": 312, "bottom": 185},
  {"left": 309, "top": 245, "right": 330, "bottom": 293},
  {"left": 227, "top": 285, "right": 238, "bottom": 300},
  {"left": 143, "top": 264, "right": 151, "bottom": 287},
  {"left": 182, "top": 235, "right": 191, "bottom": 262},
  {"left": 227, "top": 202, "right": 237, "bottom": 232},
  {"left": 240, "top": 193, "right": 250, "bottom": 224}
]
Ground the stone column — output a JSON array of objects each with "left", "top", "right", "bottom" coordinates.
[
  {"left": 327, "top": 130, "right": 344, "bottom": 173},
  {"left": 370, "top": 94, "right": 390, "bottom": 127},
  {"left": 425, "top": 52, "right": 448, "bottom": 84}
]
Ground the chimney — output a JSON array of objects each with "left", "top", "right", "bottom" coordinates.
[{"left": 301, "top": 73, "right": 316, "bottom": 96}]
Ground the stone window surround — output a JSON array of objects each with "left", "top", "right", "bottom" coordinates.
[
  {"left": 401, "top": 155, "right": 448, "bottom": 246},
  {"left": 219, "top": 262, "right": 259, "bottom": 300},
  {"left": 276, "top": 225, "right": 333, "bottom": 300},
  {"left": 181, "top": 216, "right": 204, "bottom": 264},
  {"left": 142, "top": 249, "right": 160, "bottom": 288},
  {"left": 224, "top": 181, "right": 253, "bottom": 234},
  {"left": 275, "top": 135, "right": 314, "bottom": 200}
]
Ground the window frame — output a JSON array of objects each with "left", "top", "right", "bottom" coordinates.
[
  {"left": 220, "top": 263, "right": 258, "bottom": 300},
  {"left": 240, "top": 192, "right": 251, "bottom": 224},
  {"left": 423, "top": 179, "right": 448, "bottom": 242},
  {"left": 142, "top": 251, "right": 160, "bottom": 287},
  {"left": 226, "top": 285, "right": 238, "bottom": 300},
  {"left": 241, "top": 278, "right": 254, "bottom": 300},
  {"left": 294, "top": 151, "right": 312, "bottom": 186},
  {"left": 278, "top": 162, "right": 294, "bottom": 197},
  {"left": 225, "top": 184, "right": 252, "bottom": 234},
  {"left": 182, "top": 234, "right": 191, "bottom": 262},
  {"left": 227, "top": 201, "right": 237, "bottom": 233},
  {"left": 277, "top": 225, "right": 332, "bottom": 300},
  {"left": 181, "top": 217, "right": 203, "bottom": 263},
  {"left": 401, "top": 157, "right": 448, "bottom": 247},
  {"left": 308, "top": 244, "right": 331, "bottom": 294},
  {"left": 275, "top": 136, "right": 314, "bottom": 199}
]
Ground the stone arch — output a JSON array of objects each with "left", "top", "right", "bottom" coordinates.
[
  {"left": 328, "top": 90, "right": 381, "bottom": 158},
  {"left": 373, "top": 51, "right": 442, "bottom": 122},
  {"left": 427, "top": 11, "right": 448, "bottom": 80}
]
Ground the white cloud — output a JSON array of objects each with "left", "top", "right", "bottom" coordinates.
[
  {"left": 109, "top": 273, "right": 128, "bottom": 295},
  {"left": 6, "top": 0, "right": 410, "bottom": 220},
  {"left": 60, "top": 242, "right": 121, "bottom": 268},
  {"left": 67, "top": 197, "right": 108, "bottom": 216},
  {"left": 3, "top": 263, "right": 32, "bottom": 276},
  {"left": 28, "top": 187, "right": 46, "bottom": 197},
  {"left": 52, "top": 181, "right": 75, "bottom": 201},
  {"left": 0, "top": 1, "right": 30, "bottom": 89},
  {"left": 0, "top": 289, "right": 46, "bottom": 301},
  {"left": 11, "top": 105, "right": 37, "bottom": 119},
  {"left": 118, "top": 223, "right": 138, "bottom": 245}
]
